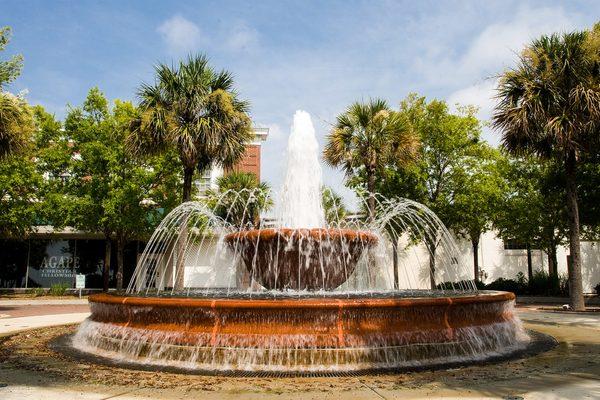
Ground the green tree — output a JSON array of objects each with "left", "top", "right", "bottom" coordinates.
[
  {"left": 130, "top": 54, "right": 253, "bottom": 203},
  {"left": 452, "top": 145, "right": 506, "bottom": 282},
  {"left": 322, "top": 186, "right": 347, "bottom": 225},
  {"left": 323, "top": 98, "right": 419, "bottom": 221},
  {"left": 494, "top": 156, "right": 567, "bottom": 285},
  {"left": 130, "top": 55, "right": 253, "bottom": 290},
  {"left": 492, "top": 25, "right": 600, "bottom": 310},
  {"left": 0, "top": 151, "right": 40, "bottom": 237},
  {"left": 396, "top": 94, "right": 483, "bottom": 288},
  {"left": 62, "top": 88, "right": 180, "bottom": 290},
  {"left": 0, "top": 27, "right": 32, "bottom": 159},
  {"left": 205, "top": 172, "right": 271, "bottom": 228}
]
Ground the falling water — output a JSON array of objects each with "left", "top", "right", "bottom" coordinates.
[
  {"left": 275, "top": 110, "right": 326, "bottom": 229},
  {"left": 71, "top": 109, "right": 529, "bottom": 374}
]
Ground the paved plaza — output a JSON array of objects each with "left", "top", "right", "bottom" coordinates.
[{"left": 0, "top": 298, "right": 598, "bottom": 399}]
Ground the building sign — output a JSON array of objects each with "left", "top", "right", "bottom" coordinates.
[
  {"left": 27, "top": 240, "right": 77, "bottom": 287},
  {"left": 75, "top": 274, "right": 86, "bottom": 289},
  {"left": 39, "top": 255, "right": 79, "bottom": 279}
]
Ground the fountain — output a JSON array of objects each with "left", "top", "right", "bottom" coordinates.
[{"left": 73, "top": 110, "right": 529, "bottom": 373}]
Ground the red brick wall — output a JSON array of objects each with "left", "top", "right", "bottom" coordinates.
[{"left": 227, "top": 144, "right": 261, "bottom": 180}]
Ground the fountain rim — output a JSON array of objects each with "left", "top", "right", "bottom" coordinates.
[
  {"left": 223, "top": 227, "right": 379, "bottom": 243},
  {"left": 89, "top": 291, "right": 515, "bottom": 310}
]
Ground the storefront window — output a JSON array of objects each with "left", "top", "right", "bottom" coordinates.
[
  {"left": 0, "top": 238, "right": 139, "bottom": 289},
  {"left": 27, "top": 239, "right": 77, "bottom": 287},
  {"left": 0, "top": 240, "right": 29, "bottom": 288}
]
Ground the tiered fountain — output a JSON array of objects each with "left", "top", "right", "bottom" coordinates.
[{"left": 73, "top": 111, "right": 529, "bottom": 373}]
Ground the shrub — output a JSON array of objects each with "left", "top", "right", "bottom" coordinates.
[
  {"left": 48, "top": 283, "right": 70, "bottom": 296},
  {"left": 528, "top": 269, "right": 555, "bottom": 296},
  {"left": 485, "top": 278, "right": 526, "bottom": 295},
  {"left": 594, "top": 282, "right": 600, "bottom": 296},
  {"left": 30, "top": 287, "right": 45, "bottom": 297},
  {"left": 557, "top": 274, "right": 569, "bottom": 297}
]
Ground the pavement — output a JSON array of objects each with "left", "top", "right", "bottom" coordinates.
[
  {"left": 0, "top": 298, "right": 90, "bottom": 335},
  {"left": 0, "top": 298, "right": 598, "bottom": 399}
]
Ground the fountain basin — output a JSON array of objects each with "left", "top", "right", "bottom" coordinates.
[
  {"left": 73, "top": 291, "right": 529, "bottom": 372},
  {"left": 224, "top": 228, "right": 378, "bottom": 290}
]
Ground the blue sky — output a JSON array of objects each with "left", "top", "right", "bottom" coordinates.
[{"left": 3, "top": 0, "right": 599, "bottom": 208}]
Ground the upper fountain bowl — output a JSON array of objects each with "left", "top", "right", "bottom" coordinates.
[{"left": 224, "top": 228, "right": 378, "bottom": 290}]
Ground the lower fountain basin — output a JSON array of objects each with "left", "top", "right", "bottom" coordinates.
[
  {"left": 223, "top": 228, "right": 379, "bottom": 290},
  {"left": 73, "top": 291, "right": 529, "bottom": 372}
]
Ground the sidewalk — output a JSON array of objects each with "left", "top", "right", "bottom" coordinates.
[
  {"left": 0, "top": 312, "right": 90, "bottom": 335},
  {"left": 0, "top": 298, "right": 89, "bottom": 306},
  {"left": 0, "top": 298, "right": 90, "bottom": 335}
]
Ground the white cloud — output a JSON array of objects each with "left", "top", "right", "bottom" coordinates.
[
  {"left": 442, "top": 5, "right": 584, "bottom": 145},
  {"left": 225, "top": 22, "right": 259, "bottom": 53},
  {"left": 416, "top": 5, "right": 582, "bottom": 88},
  {"left": 460, "top": 6, "right": 576, "bottom": 78},
  {"left": 448, "top": 79, "right": 497, "bottom": 122},
  {"left": 260, "top": 122, "right": 283, "bottom": 141},
  {"left": 448, "top": 79, "right": 499, "bottom": 144},
  {"left": 157, "top": 15, "right": 203, "bottom": 55}
]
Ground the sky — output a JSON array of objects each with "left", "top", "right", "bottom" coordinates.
[{"left": 3, "top": 0, "right": 599, "bottom": 209}]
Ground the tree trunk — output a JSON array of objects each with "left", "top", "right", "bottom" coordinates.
[
  {"left": 182, "top": 166, "right": 194, "bottom": 202},
  {"left": 565, "top": 152, "right": 585, "bottom": 311},
  {"left": 392, "top": 239, "right": 399, "bottom": 290},
  {"left": 429, "top": 242, "right": 437, "bottom": 290},
  {"left": 102, "top": 238, "right": 112, "bottom": 292},
  {"left": 174, "top": 215, "right": 189, "bottom": 291},
  {"left": 174, "top": 166, "right": 195, "bottom": 291},
  {"left": 367, "top": 171, "right": 376, "bottom": 222},
  {"left": 472, "top": 237, "right": 480, "bottom": 282},
  {"left": 115, "top": 236, "right": 125, "bottom": 290},
  {"left": 547, "top": 242, "right": 558, "bottom": 279},
  {"left": 526, "top": 243, "right": 533, "bottom": 284}
]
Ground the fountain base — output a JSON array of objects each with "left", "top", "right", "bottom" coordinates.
[{"left": 73, "top": 291, "right": 528, "bottom": 372}]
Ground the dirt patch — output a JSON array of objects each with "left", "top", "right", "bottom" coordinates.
[{"left": 0, "top": 324, "right": 566, "bottom": 396}]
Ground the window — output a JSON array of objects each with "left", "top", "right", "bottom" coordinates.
[{"left": 503, "top": 240, "right": 539, "bottom": 250}]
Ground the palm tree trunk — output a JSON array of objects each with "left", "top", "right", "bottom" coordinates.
[
  {"left": 472, "top": 237, "right": 480, "bottom": 282},
  {"left": 102, "top": 238, "right": 112, "bottom": 292},
  {"left": 182, "top": 166, "right": 194, "bottom": 202},
  {"left": 367, "top": 171, "right": 376, "bottom": 222},
  {"left": 175, "top": 166, "right": 195, "bottom": 291},
  {"left": 392, "top": 238, "right": 399, "bottom": 290},
  {"left": 565, "top": 152, "right": 585, "bottom": 311}
]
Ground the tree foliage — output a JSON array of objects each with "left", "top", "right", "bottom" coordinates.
[
  {"left": 205, "top": 171, "right": 272, "bottom": 228},
  {"left": 129, "top": 54, "right": 253, "bottom": 203},
  {"left": 0, "top": 26, "right": 32, "bottom": 160},
  {"left": 55, "top": 88, "right": 180, "bottom": 289},
  {"left": 492, "top": 23, "right": 600, "bottom": 310},
  {"left": 322, "top": 186, "right": 347, "bottom": 225},
  {"left": 324, "top": 98, "right": 419, "bottom": 219}
]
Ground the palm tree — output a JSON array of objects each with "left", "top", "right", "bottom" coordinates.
[
  {"left": 0, "top": 27, "right": 30, "bottom": 160},
  {"left": 322, "top": 186, "right": 347, "bottom": 225},
  {"left": 129, "top": 54, "right": 253, "bottom": 203},
  {"left": 0, "top": 92, "right": 31, "bottom": 159},
  {"left": 492, "top": 26, "right": 600, "bottom": 311},
  {"left": 129, "top": 55, "right": 253, "bottom": 290},
  {"left": 324, "top": 98, "right": 419, "bottom": 220},
  {"left": 206, "top": 172, "right": 272, "bottom": 228}
]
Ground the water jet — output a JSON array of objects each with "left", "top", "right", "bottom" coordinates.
[{"left": 73, "top": 110, "right": 529, "bottom": 372}]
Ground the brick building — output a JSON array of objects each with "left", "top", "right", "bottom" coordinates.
[{"left": 195, "top": 127, "right": 268, "bottom": 195}]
